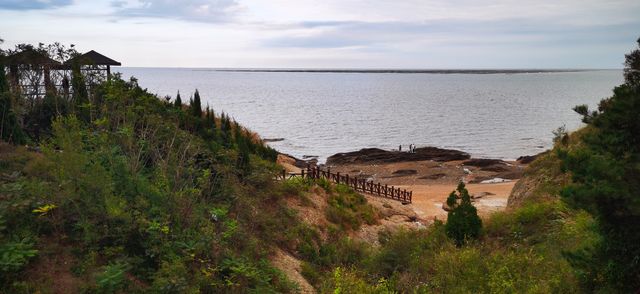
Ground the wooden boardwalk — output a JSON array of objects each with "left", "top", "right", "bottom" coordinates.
[{"left": 279, "top": 166, "right": 412, "bottom": 204}]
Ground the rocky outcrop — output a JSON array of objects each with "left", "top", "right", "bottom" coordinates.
[
  {"left": 326, "top": 147, "right": 470, "bottom": 165},
  {"left": 516, "top": 150, "right": 550, "bottom": 164},
  {"left": 462, "top": 158, "right": 507, "bottom": 167}
]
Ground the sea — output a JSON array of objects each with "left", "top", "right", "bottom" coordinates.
[{"left": 116, "top": 68, "right": 623, "bottom": 163}]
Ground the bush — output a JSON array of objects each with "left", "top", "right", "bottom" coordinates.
[
  {"left": 325, "top": 184, "right": 377, "bottom": 230},
  {"left": 0, "top": 238, "right": 38, "bottom": 273},
  {"left": 95, "top": 262, "right": 129, "bottom": 293},
  {"left": 445, "top": 182, "right": 482, "bottom": 246}
]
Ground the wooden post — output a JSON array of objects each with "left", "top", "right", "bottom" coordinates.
[
  {"left": 336, "top": 172, "right": 340, "bottom": 184},
  {"left": 282, "top": 169, "right": 286, "bottom": 180}
]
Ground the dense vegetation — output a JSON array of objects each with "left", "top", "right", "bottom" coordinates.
[
  {"left": 558, "top": 37, "right": 640, "bottom": 291},
  {"left": 0, "top": 42, "right": 311, "bottom": 292},
  {"left": 1, "top": 38, "right": 639, "bottom": 293}
]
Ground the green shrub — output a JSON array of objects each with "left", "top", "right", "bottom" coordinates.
[
  {"left": 326, "top": 184, "right": 377, "bottom": 230},
  {"left": 0, "top": 238, "right": 38, "bottom": 273},
  {"left": 95, "top": 262, "right": 129, "bottom": 293},
  {"left": 322, "top": 267, "right": 394, "bottom": 294},
  {"left": 445, "top": 182, "right": 482, "bottom": 246}
]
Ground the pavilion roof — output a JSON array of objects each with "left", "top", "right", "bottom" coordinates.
[{"left": 65, "top": 50, "right": 121, "bottom": 66}]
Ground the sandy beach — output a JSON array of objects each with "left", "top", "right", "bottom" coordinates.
[{"left": 279, "top": 147, "right": 528, "bottom": 221}]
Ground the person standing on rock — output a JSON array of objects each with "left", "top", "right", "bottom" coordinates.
[{"left": 399, "top": 145, "right": 402, "bottom": 152}]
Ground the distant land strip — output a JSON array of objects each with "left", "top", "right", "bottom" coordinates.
[{"left": 207, "top": 68, "right": 601, "bottom": 74}]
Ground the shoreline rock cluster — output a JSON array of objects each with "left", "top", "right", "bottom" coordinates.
[{"left": 326, "top": 147, "right": 471, "bottom": 165}]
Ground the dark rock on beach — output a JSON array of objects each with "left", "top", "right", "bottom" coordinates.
[
  {"left": 480, "top": 164, "right": 510, "bottom": 172},
  {"left": 326, "top": 147, "right": 470, "bottom": 165},
  {"left": 463, "top": 158, "right": 507, "bottom": 167},
  {"left": 516, "top": 151, "right": 549, "bottom": 164}
]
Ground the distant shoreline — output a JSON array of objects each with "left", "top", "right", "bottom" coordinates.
[{"left": 209, "top": 68, "right": 599, "bottom": 74}]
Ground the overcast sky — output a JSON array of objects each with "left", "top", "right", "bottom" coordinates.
[{"left": 1, "top": 0, "right": 639, "bottom": 68}]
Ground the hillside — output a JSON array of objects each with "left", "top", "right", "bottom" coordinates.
[{"left": 2, "top": 38, "right": 639, "bottom": 293}]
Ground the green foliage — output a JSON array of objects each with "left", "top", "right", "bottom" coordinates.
[
  {"left": 0, "top": 57, "right": 25, "bottom": 144},
  {"left": 0, "top": 76, "right": 296, "bottom": 292},
  {"left": 445, "top": 182, "right": 482, "bottom": 245},
  {"left": 174, "top": 91, "right": 182, "bottom": 108},
  {"left": 95, "top": 262, "right": 130, "bottom": 293},
  {"left": 558, "top": 37, "right": 640, "bottom": 292},
  {"left": 337, "top": 200, "right": 589, "bottom": 293},
  {"left": 191, "top": 89, "right": 202, "bottom": 117},
  {"left": 0, "top": 238, "right": 38, "bottom": 272},
  {"left": 323, "top": 267, "right": 394, "bottom": 294},
  {"left": 624, "top": 37, "right": 640, "bottom": 87},
  {"left": 326, "top": 184, "right": 377, "bottom": 230},
  {"left": 71, "top": 65, "right": 90, "bottom": 122}
]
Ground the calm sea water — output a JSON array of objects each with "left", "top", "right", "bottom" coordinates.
[{"left": 116, "top": 68, "right": 622, "bottom": 162}]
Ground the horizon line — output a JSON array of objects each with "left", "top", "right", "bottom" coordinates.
[{"left": 115, "top": 67, "right": 621, "bottom": 74}]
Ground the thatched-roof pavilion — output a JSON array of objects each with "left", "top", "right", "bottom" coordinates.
[
  {"left": 3, "top": 49, "right": 121, "bottom": 99},
  {"left": 64, "top": 50, "right": 121, "bottom": 77}
]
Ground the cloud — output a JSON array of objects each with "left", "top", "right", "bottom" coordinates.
[
  {"left": 111, "top": 0, "right": 241, "bottom": 23},
  {"left": 0, "top": 0, "right": 73, "bottom": 10},
  {"left": 263, "top": 18, "right": 640, "bottom": 51}
]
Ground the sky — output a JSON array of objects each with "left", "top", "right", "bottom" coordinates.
[{"left": 0, "top": 0, "right": 639, "bottom": 68}]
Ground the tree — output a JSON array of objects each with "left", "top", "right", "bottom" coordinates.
[
  {"left": 71, "top": 64, "right": 89, "bottom": 122},
  {"left": 174, "top": 91, "right": 182, "bottom": 108},
  {"left": 220, "top": 112, "right": 232, "bottom": 147},
  {"left": 559, "top": 36, "right": 640, "bottom": 291},
  {"left": 0, "top": 55, "right": 25, "bottom": 143},
  {"left": 191, "top": 89, "right": 202, "bottom": 117},
  {"left": 445, "top": 182, "right": 482, "bottom": 246},
  {"left": 624, "top": 37, "right": 640, "bottom": 88}
]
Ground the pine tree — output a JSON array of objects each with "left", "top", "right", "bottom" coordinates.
[
  {"left": 559, "top": 36, "right": 640, "bottom": 291},
  {"left": 191, "top": 89, "right": 202, "bottom": 117},
  {"left": 233, "top": 120, "right": 242, "bottom": 144},
  {"left": 445, "top": 182, "right": 482, "bottom": 246},
  {"left": 174, "top": 91, "right": 182, "bottom": 108},
  {"left": 220, "top": 112, "right": 232, "bottom": 147},
  {"left": 624, "top": 37, "right": 640, "bottom": 88}
]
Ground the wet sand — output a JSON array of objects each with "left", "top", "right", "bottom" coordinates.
[{"left": 396, "top": 182, "right": 516, "bottom": 221}]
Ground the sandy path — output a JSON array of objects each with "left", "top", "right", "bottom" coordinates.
[{"left": 396, "top": 182, "right": 516, "bottom": 221}]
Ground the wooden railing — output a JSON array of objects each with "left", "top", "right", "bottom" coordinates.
[{"left": 279, "top": 166, "right": 412, "bottom": 204}]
